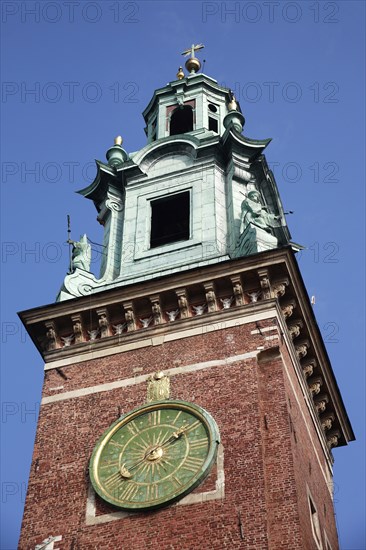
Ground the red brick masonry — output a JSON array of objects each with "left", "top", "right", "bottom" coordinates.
[{"left": 19, "top": 321, "right": 338, "bottom": 550}]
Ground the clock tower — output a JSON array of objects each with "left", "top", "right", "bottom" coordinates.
[{"left": 19, "top": 50, "right": 354, "bottom": 550}]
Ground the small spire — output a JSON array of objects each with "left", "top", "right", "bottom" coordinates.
[
  {"left": 223, "top": 95, "right": 245, "bottom": 133},
  {"left": 106, "top": 136, "right": 128, "bottom": 167},
  {"left": 176, "top": 66, "right": 185, "bottom": 80},
  {"left": 181, "top": 43, "right": 205, "bottom": 74}
]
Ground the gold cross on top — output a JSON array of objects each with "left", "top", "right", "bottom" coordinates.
[{"left": 181, "top": 43, "right": 205, "bottom": 58}]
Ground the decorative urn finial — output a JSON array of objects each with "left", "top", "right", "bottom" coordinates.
[
  {"left": 223, "top": 93, "right": 245, "bottom": 133},
  {"left": 106, "top": 135, "right": 128, "bottom": 167},
  {"left": 176, "top": 66, "right": 185, "bottom": 80}
]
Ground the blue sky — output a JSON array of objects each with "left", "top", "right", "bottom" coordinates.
[{"left": 1, "top": 1, "right": 365, "bottom": 548}]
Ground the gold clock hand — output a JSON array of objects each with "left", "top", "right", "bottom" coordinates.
[
  {"left": 119, "top": 453, "right": 132, "bottom": 479},
  {"left": 159, "top": 426, "right": 187, "bottom": 448},
  {"left": 119, "top": 448, "right": 159, "bottom": 478},
  {"left": 118, "top": 427, "right": 187, "bottom": 478},
  {"left": 119, "top": 450, "right": 156, "bottom": 478}
]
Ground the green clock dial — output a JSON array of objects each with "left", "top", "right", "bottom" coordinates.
[{"left": 89, "top": 400, "right": 220, "bottom": 510}]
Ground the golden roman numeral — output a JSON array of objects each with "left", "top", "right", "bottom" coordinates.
[
  {"left": 172, "top": 411, "right": 182, "bottom": 425},
  {"left": 154, "top": 429, "right": 163, "bottom": 446},
  {"left": 119, "top": 482, "right": 138, "bottom": 502},
  {"left": 146, "top": 483, "right": 159, "bottom": 501},
  {"left": 182, "top": 456, "right": 203, "bottom": 472},
  {"left": 190, "top": 438, "right": 208, "bottom": 450},
  {"left": 104, "top": 471, "right": 121, "bottom": 489},
  {"left": 109, "top": 440, "right": 123, "bottom": 449},
  {"left": 127, "top": 420, "right": 139, "bottom": 435},
  {"left": 99, "top": 461, "right": 119, "bottom": 470},
  {"left": 171, "top": 476, "right": 182, "bottom": 488},
  {"left": 151, "top": 410, "right": 161, "bottom": 426},
  {"left": 186, "top": 420, "right": 201, "bottom": 433}
]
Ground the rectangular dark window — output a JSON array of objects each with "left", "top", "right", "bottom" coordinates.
[
  {"left": 208, "top": 116, "right": 218, "bottom": 133},
  {"left": 150, "top": 191, "right": 190, "bottom": 248}
]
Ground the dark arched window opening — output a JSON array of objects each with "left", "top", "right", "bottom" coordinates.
[{"left": 170, "top": 106, "right": 193, "bottom": 135}]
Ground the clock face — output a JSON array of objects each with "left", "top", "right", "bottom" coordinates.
[{"left": 89, "top": 400, "right": 220, "bottom": 510}]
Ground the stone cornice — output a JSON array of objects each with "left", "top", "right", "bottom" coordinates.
[
  {"left": 18, "top": 247, "right": 355, "bottom": 451},
  {"left": 43, "top": 302, "right": 278, "bottom": 368},
  {"left": 130, "top": 134, "right": 201, "bottom": 168},
  {"left": 221, "top": 126, "right": 272, "bottom": 161},
  {"left": 76, "top": 160, "right": 119, "bottom": 204},
  {"left": 19, "top": 249, "right": 291, "bottom": 324},
  {"left": 283, "top": 254, "right": 355, "bottom": 447},
  {"left": 78, "top": 136, "right": 225, "bottom": 202}
]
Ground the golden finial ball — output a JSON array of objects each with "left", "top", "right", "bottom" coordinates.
[
  {"left": 185, "top": 57, "right": 201, "bottom": 74},
  {"left": 114, "top": 136, "right": 123, "bottom": 146}
]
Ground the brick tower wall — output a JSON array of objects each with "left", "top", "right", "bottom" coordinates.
[{"left": 19, "top": 319, "right": 338, "bottom": 550}]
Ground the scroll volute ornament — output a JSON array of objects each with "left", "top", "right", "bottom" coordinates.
[
  {"left": 308, "top": 376, "right": 323, "bottom": 396},
  {"left": 314, "top": 394, "right": 329, "bottom": 413},
  {"left": 302, "top": 358, "right": 317, "bottom": 379},
  {"left": 288, "top": 319, "right": 304, "bottom": 339},
  {"left": 281, "top": 299, "right": 296, "bottom": 319},
  {"left": 327, "top": 430, "right": 341, "bottom": 449},
  {"left": 295, "top": 339, "right": 310, "bottom": 359},
  {"left": 272, "top": 278, "right": 289, "bottom": 299},
  {"left": 321, "top": 413, "right": 335, "bottom": 432}
]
